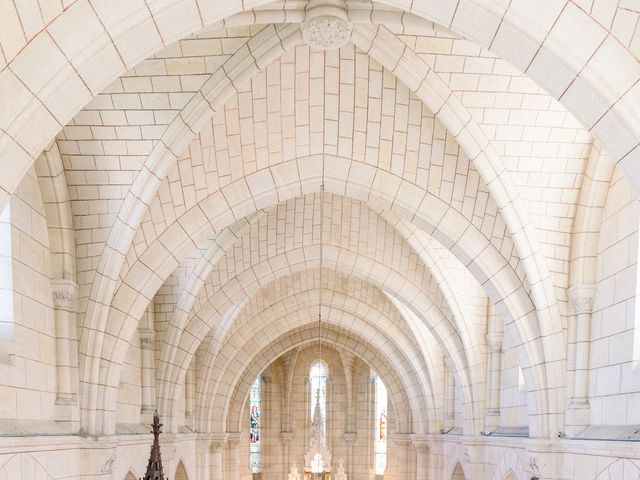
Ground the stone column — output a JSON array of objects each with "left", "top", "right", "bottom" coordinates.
[
  {"left": 393, "top": 434, "right": 411, "bottom": 480},
  {"left": 443, "top": 362, "right": 455, "bottom": 431},
  {"left": 139, "top": 327, "right": 156, "bottom": 418},
  {"left": 225, "top": 433, "right": 241, "bottom": 480},
  {"left": 210, "top": 434, "right": 226, "bottom": 480},
  {"left": 51, "top": 279, "right": 80, "bottom": 427},
  {"left": 485, "top": 303, "right": 504, "bottom": 430},
  {"left": 281, "top": 349, "right": 298, "bottom": 433},
  {"left": 411, "top": 437, "right": 429, "bottom": 480},
  {"left": 261, "top": 374, "right": 272, "bottom": 472},
  {"left": 344, "top": 432, "right": 357, "bottom": 476},
  {"left": 566, "top": 283, "right": 596, "bottom": 435},
  {"left": 340, "top": 350, "right": 356, "bottom": 433},
  {"left": 280, "top": 432, "right": 295, "bottom": 476},
  {"left": 185, "top": 365, "right": 195, "bottom": 429},
  {"left": 486, "top": 332, "right": 503, "bottom": 418},
  {"left": 367, "top": 375, "right": 376, "bottom": 475}
]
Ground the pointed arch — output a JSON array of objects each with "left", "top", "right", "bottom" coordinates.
[{"left": 174, "top": 460, "right": 189, "bottom": 480}]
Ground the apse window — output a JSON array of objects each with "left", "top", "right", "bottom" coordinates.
[
  {"left": 0, "top": 203, "right": 12, "bottom": 364},
  {"left": 310, "top": 360, "right": 328, "bottom": 444},
  {"left": 249, "top": 377, "right": 261, "bottom": 474},
  {"left": 375, "top": 376, "right": 388, "bottom": 475}
]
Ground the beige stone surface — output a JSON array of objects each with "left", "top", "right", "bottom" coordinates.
[{"left": 0, "top": 1, "right": 639, "bottom": 479}]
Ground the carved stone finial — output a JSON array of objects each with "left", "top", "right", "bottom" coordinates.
[
  {"left": 301, "top": 2, "right": 352, "bottom": 50},
  {"left": 142, "top": 410, "right": 165, "bottom": 480}
]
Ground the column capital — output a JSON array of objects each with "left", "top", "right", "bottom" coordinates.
[
  {"left": 568, "top": 283, "right": 596, "bottom": 315},
  {"left": 226, "top": 432, "right": 241, "bottom": 448},
  {"left": 280, "top": 431, "right": 295, "bottom": 445},
  {"left": 50, "top": 279, "right": 78, "bottom": 311},
  {"left": 485, "top": 332, "right": 503, "bottom": 352},
  {"left": 410, "top": 435, "right": 429, "bottom": 453},
  {"left": 392, "top": 433, "right": 412, "bottom": 446},
  {"left": 343, "top": 431, "right": 357, "bottom": 444},
  {"left": 138, "top": 328, "right": 155, "bottom": 348},
  {"left": 210, "top": 433, "right": 226, "bottom": 451}
]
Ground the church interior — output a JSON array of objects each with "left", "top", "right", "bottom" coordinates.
[{"left": 0, "top": 0, "right": 639, "bottom": 479}]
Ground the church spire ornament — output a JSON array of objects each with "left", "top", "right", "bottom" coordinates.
[
  {"left": 141, "top": 410, "right": 167, "bottom": 480},
  {"left": 310, "top": 389, "right": 325, "bottom": 448}
]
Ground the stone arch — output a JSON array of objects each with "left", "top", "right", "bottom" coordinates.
[
  {"left": 594, "top": 458, "right": 640, "bottom": 479},
  {"left": 443, "top": 443, "right": 468, "bottom": 480},
  {"left": 570, "top": 143, "right": 615, "bottom": 288},
  {"left": 68, "top": 8, "right": 595, "bottom": 437},
  {"left": 197, "top": 287, "right": 433, "bottom": 433},
  {"left": 83, "top": 174, "right": 546, "bottom": 436},
  {"left": 162, "top": 242, "right": 470, "bottom": 429},
  {"left": 34, "top": 142, "right": 76, "bottom": 281},
  {"left": 222, "top": 322, "right": 417, "bottom": 435},
  {"left": 174, "top": 460, "right": 189, "bottom": 480},
  {"left": 156, "top": 205, "right": 469, "bottom": 423},
  {"left": 1, "top": 0, "right": 637, "bottom": 211},
  {"left": 100, "top": 168, "right": 545, "bottom": 435},
  {"left": 0, "top": 455, "right": 52, "bottom": 480},
  {"left": 77, "top": 23, "right": 303, "bottom": 435},
  {"left": 452, "top": 463, "right": 467, "bottom": 480},
  {"left": 490, "top": 449, "right": 527, "bottom": 480},
  {"left": 74, "top": 21, "right": 562, "bottom": 429},
  {"left": 193, "top": 270, "right": 438, "bottom": 402},
  {"left": 156, "top": 216, "right": 258, "bottom": 404},
  {"left": 124, "top": 473, "right": 137, "bottom": 480}
]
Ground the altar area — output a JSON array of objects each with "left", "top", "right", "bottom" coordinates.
[{"left": 287, "top": 389, "right": 347, "bottom": 480}]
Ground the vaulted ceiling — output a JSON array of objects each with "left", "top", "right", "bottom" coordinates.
[{"left": 3, "top": 0, "right": 639, "bottom": 439}]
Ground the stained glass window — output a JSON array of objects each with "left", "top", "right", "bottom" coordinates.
[
  {"left": 375, "top": 377, "right": 388, "bottom": 475},
  {"left": 310, "top": 361, "right": 328, "bottom": 445},
  {"left": 249, "top": 377, "right": 261, "bottom": 473}
]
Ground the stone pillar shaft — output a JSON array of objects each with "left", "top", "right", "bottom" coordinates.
[
  {"left": 281, "top": 432, "right": 294, "bottom": 476},
  {"left": 412, "top": 437, "right": 429, "bottom": 480},
  {"left": 486, "top": 333, "right": 503, "bottom": 420},
  {"left": 210, "top": 436, "right": 225, "bottom": 480},
  {"left": 185, "top": 365, "right": 195, "bottom": 427},
  {"left": 566, "top": 283, "right": 596, "bottom": 436},
  {"left": 225, "top": 434, "right": 240, "bottom": 480},
  {"left": 139, "top": 328, "right": 156, "bottom": 415},
  {"left": 444, "top": 363, "right": 455, "bottom": 430},
  {"left": 394, "top": 435, "right": 411, "bottom": 480},
  {"left": 52, "top": 279, "right": 79, "bottom": 405}
]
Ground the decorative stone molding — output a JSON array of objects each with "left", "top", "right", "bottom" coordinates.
[
  {"left": 301, "top": 2, "right": 352, "bottom": 50},
  {"left": 139, "top": 328, "right": 155, "bottom": 349},
  {"left": 568, "top": 283, "right": 596, "bottom": 315},
  {"left": 50, "top": 279, "right": 78, "bottom": 311},
  {"left": 211, "top": 434, "right": 226, "bottom": 451},
  {"left": 343, "top": 431, "right": 357, "bottom": 445},
  {"left": 226, "top": 432, "right": 241, "bottom": 449},
  {"left": 410, "top": 435, "right": 429, "bottom": 453},
  {"left": 392, "top": 433, "right": 412, "bottom": 446}
]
